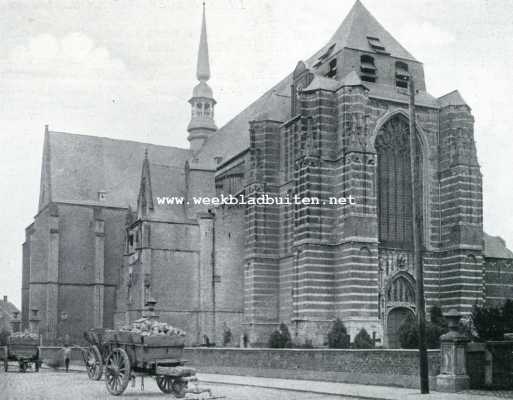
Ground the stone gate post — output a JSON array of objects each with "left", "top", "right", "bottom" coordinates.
[{"left": 436, "top": 309, "right": 470, "bottom": 392}]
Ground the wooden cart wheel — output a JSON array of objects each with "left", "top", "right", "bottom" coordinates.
[
  {"left": 85, "top": 345, "right": 103, "bottom": 380},
  {"left": 156, "top": 376, "right": 173, "bottom": 394},
  {"left": 104, "top": 348, "right": 130, "bottom": 396},
  {"left": 156, "top": 376, "right": 187, "bottom": 398}
]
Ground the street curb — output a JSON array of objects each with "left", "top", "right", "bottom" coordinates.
[
  {"left": 39, "top": 366, "right": 389, "bottom": 399},
  {"left": 198, "top": 378, "right": 391, "bottom": 400}
]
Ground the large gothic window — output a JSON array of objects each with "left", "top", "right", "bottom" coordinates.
[{"left": 375, "top": 115, "right": 422, "bottom": 249}]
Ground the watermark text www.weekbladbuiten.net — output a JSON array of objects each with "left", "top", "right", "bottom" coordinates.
[{"left": 155, "top": 194, "right": 357, "bottom": 206}]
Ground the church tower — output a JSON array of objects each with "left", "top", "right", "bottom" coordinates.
[{"left": 187, "top": 3, "right": 217, "bottom": 152}]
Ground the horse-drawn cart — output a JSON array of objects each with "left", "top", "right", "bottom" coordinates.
[
  {"left": 2, "top": 334, "right": 41, "bottom": 372},
  {"left": 83, "top": 327, "right": 220, "bottom": 398}
]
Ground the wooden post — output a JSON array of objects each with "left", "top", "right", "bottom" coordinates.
[{"left": 409, "top": 80, "right": 429, "bottom": 393}]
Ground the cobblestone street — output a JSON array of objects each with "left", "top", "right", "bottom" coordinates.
[{"left": 0, "top": 370, "right": 348, "bottom": 400}]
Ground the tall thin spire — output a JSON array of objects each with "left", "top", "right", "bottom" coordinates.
[
  {"left": 187, "top": 2, "right": 217, "bottom": 153},
  {"left": 197, "top": 2, "right": 210, "bottom": 82}
]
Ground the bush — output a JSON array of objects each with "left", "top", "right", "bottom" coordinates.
[
  {"left": 268, "top": 322, "right": 292, "bottom": 348},
  {"left": 327, "top": 318, "right": 350, "bottom": 349},
  {"left": 398, "top": 314, "right": 446, "bottom": 349},
  {"left": 223, "top": 327, "right": 232, "bottom": 346},
  {"left": 353, "top": 328, "right": 374, "bottom": 349},
  {"left": 471, "top": 303, "right": 505, "bottom": 341},
  {"left": 398, "top": 315, "right": 418, "bottom": 349}
]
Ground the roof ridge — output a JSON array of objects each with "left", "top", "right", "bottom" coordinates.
[{"left": 48, "top": 130, "right": 191, "bottom": 153}]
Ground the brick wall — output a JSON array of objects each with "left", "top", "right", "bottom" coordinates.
[{"left": 184, "top": 347, "right": 441, "bottom": 389}]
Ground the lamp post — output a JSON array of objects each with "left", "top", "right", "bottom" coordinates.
[{"left": 408, "top": 80, "right": 429, "bottom": 393}]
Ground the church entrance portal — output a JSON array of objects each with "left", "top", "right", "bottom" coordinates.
[{"left": 386, "top": 307, "right": 414, "bottom": 348}]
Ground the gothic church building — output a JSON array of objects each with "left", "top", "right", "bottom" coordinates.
[{"left": 22, "top": 1, "right": 513, "bottom": 347}]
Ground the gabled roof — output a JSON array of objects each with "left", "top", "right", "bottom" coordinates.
[
  {"left": 484, "top": 233, "right": 513, "bottom": 260},
  {"left": 438, "top": 90, "right": 469, "bottom": 108},
  {"left": 39, "top": 130, "right": 191, "bottom": 211}
]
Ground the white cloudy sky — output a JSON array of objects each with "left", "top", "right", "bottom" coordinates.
[{"left": 1, "top": 0, "right": 512, "bottom": 307}]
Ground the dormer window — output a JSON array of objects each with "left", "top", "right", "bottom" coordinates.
[
  {"left": 367, "top": 36, "right": 388, "bottom": 54},
  {"left": 395, "top": 61, "right": 409, "bottom": 88},
  {"left": 313, "top": 43, "right": 335, "bottom": 69},
  {"left": 326, "top": 58, "right": 337, "bottom": 78},
  {"left": 98, "top": 191, "right": 107, "bottom": 201},
  {"left": 360, "top": 55, "right": 377, "bottom": 83}
]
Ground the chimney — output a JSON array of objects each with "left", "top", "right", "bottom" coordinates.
[{"left": 3, "top": 296, "right": 6, "bottom": 302}]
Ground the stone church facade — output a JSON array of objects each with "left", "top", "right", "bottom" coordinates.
[{"left": 22, "top": 1, "right": 513, "bottom": 347}]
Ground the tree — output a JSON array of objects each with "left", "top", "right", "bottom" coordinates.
[
  {"left": 353, "top": 328, "right": 374, "bottom": 349},
  {"left": 429, "top": 305, "right": 448, "bottom": 330},
  {"left": 471, "top": 303, "right": 505, "bottom": 341},
  {"left": 502, "top": 299, "right": 513, "bottom": 333},
  {"left": 327, "top": 318, "right": 350, "bottom": 349}
]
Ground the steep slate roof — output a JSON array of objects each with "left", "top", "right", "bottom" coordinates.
[
  {"left": 138, "top": 160, "right": 188, "bottom": 222},
  {"left": 196, "top": 1, "right": 421, "bottom": 168},
  {"left": 438, "top": 90, "right": 469, "bottom": 108},
  {"left": 40, "top": 130, "right": 190, "bottom": 210},
  {"left": 194, "top": 79, "right": 291, "bottom": 169},
  {"left": 484, "top": 233, "right": 513, "bottom": 260},
  {"left": 312, "top": 0, "right": 417, "bottom": 62}
]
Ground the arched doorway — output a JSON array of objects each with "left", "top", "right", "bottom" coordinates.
[{"left": 386, "top": 307, "right": 415, "bottom": 349}]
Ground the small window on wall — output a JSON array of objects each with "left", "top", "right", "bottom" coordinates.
[
  {"left": 395, "top": 61, "right": 409, "bottom": 88},
  {"left": 360, "top": 55, "right": 377, "bottom": 83},
  {"left": 326, "top": 58, "right": 337, "bottom": 78},
  {"left": 128, "top": 233, "right": 134, "bottom": 251}
]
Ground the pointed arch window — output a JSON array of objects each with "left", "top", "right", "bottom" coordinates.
[{"left": 375, "top": 116, "right": 422, "bottom": 249}]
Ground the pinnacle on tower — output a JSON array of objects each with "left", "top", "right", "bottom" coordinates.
[
  {"left": 197, "top": 2, "right": 210, "bottom": 82},
  {"left": 187, "top": 2, "right": 217, "bottom": 153}
]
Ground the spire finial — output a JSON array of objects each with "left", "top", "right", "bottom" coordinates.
[{"left": 196, "top": 1, "right": 210, "bottom": 81}]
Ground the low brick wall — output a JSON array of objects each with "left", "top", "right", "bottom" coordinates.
[{"left": 184, "top": 347, "right": 441, "bottom": 389}]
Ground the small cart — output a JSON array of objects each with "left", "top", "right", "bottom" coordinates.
[
  {"left": 82, "top": 328, "right": 107, "bottom": 380},
  {"left": 84, "top": 329, "right": 218, "bottom": 398},
  {"left": 3, "top": 336, "right": 41, "bottom": 372}
]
